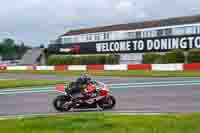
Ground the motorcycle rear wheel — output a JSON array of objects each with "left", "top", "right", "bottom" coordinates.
[{"left": 53, "top": 95, "right": 72, "bottom": 112}]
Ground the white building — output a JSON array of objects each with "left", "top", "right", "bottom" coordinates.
[{"left": 48, "top": 15, "right": 200, "bottom": 64}]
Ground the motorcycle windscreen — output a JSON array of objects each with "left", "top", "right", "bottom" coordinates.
[{"left": 56, "top": 85, "right": 65, "bottom": 93}]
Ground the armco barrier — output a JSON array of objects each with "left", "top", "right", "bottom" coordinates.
[
  {"left": 2, "top": 63, "right": 200, "bottom": 71},
  {"left": 55, "top": 65, "right": 68, "bottom": 71},
  {"left": 7, "top": 66, "right": 28, "bottom": 70},
  {"left": 0, "top": 66, "right": 7, "bottom": 70},
  {"left": 128, "top": 64, "right": 151, "bottom": 70},
  {"left": 68, "top": 65, "right": 87, "bottom": 71},
  {"left": 27, "top": 65, "right": 36, "bottom": 70},
  {"left": 152, "top": 64, "right": 183, "bottom": 71},
  {"left": 87, "top": 65, "right": 104, "bottom": 70},
  {"left": 184, "top": 63, "right": 200, "bottom": 70},
  {"left": 36, "top": 66, "right": 55, "bottom": 70},
  {"left": 104, "top": 64, "right": 127, "bottom": 70}
]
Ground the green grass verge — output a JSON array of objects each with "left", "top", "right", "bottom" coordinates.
[
  {"left": 0, "top": 79, "right": 67, "bottom": 89},
  {"left": 1, "top": 70, "right": 200, "bottom": 77},
  {"left": 0, "top": 113, "right": 200, "bottom": 133}
]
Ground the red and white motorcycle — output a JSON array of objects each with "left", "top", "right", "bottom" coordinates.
[{"left": 53, "top": 81, "right": 116, "bottom": 112}]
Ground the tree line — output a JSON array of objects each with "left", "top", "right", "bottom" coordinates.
[
  {"left": 0, "top": 38, "right": 30, "bottom": 60},
  {"left": 143, "top": 49, "right": 200, "bottom": 64},
  {"left": 47, "top": 54, "right": 120, "bottom": 65}
]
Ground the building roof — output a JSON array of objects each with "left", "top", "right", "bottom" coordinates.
[{"left": 62, "top": 15, "right": 200, "bottom": 36}]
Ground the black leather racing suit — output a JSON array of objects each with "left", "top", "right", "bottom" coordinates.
[{"left": 66, "top": 76, "right": 91, "bottom": 96}]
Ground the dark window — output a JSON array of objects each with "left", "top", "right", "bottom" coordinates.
[
  {"left": 103, "top": 33, "right": 110, "bottom": 40},
  {"left": 86, "top": 34, "right": 92, "bottom": 41},
  {"left": 95, "top": 34, "right": 100, "bottom": 40},
  {"left": 136, "top": 32, "right": 141, "bottom": 38},
  {"left": 127, "top": 32, "right": 136, "bottom": 38},
  {"left": 157, "top": 30, "right": 163, "bottom": 37},
  {"left": 165, "top": 29, "right": 172, "bottom": 36}
]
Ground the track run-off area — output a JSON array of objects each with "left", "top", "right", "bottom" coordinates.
[{"left": 0, "top": 74, "right": 200, "bottom": 116}]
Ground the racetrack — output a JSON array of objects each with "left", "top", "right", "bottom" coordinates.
[{"left": 0, "top": 74, "right": 200, "bottom": 116}]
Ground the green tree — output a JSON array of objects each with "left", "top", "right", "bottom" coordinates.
[
  {"left": 165, "top": 49, "right": 185, "bottom": 63},
  {"left": 188, "top": 49, "right": 200, "bottom": 63},
  {"left": 0, "top": 38, "right": 30, "bottom": 60},
  {"left": 3, "top": 38, "right": 15, "bottom": 46},
  {"left": 143, "top": 53, "right": 161, "bottom": 64},
  {"left": 1, "top": 38, "right": 16, "bottom": 60}
]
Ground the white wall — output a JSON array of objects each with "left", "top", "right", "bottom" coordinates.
[
  {"left": 104, "top": 64, "right": 127, "bottom": 70},
  {"left": 152, "top": 64, "right": 184, "bottom": 71},
  {"left": 119, "top": 53, "right": 143, "bottom": 64}
]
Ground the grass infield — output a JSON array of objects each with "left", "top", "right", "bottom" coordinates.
[
  {"left": 0, "top": 113, "right": 200, "bottom": 133},
  {"left": 0, "top": 79, "right": 67, "bottom": 89},
  {"left": 1, "top": 70, "right": 200, "bottom": 77}
]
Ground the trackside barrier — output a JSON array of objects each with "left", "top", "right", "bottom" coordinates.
[
  {"left": 36, "top": 66, "right": 55, "bottom": 70},
  {"left": 128, "top": 64, "right": 151, "bottom": 70},
  {"left": 152, "top": 64, "right": 183, "bottom": 71},
  {"left": 104, "top": 64, "right": 127, "bottom": 71},
  {"left": 55, "top": 65, "right": 68, "bottom": 71},
  {"left": 184, "top": 63, "right": 200, "bottom": 70},
  {"left": 27, "top": 65, "right": 37, "bottom": 70},
  {"left": 7, "top": 66, "right": 28, "bottom": 70},
  {"left": 0, "top": 66, "right": 7, "bottom": 70},
  {"left": 87, "top": 65, "right": 104, "bottom": 70},
  {"left": 2, "top": 63, "right": 200, "bottom": 71},
  {"left": 68, "top": 65, "right": 87, "bottom": 71}
]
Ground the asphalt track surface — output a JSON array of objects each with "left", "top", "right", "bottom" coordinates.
[{"left": 0, "top": 73, "right": 200, "bottom": 116}]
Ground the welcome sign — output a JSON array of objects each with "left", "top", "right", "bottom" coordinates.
[
  {"left": 95, "top": 36, "right": 200, "bottom": 52},
  {"left": 79, "top": 34, "right": 200, "bottom": 54},
  {"left": 48, "top": 34, "right": 200, "bottom": 54}
]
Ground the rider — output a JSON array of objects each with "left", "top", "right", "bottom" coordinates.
[
  {"left": 76, "top": 73, "right": 92, "bottom": 87},
  {"left": 66, "top": 73, "right": 94, "bottom": 98}
]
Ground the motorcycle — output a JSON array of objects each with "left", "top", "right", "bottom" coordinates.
[{"left": 53, "top": 81, "right": 116, "bottom": 112}]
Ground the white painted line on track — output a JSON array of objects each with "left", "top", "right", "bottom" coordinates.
[
  {"left": 0, "top": 87, "right": 54, "bottom": 92},
  {"left": 114, "top": 113, "right": 163, "bottom": 115},
  {"left": 0, "top": 111, "right": 174, "bottom": 120},
  {"left": 0, "top": 80, "right": 200, "bottom": 95},
  {"left": 0, "top": 118, "right": 7, "bottom": 120},
  {"left": 111, "top": 82, "right": 200, "bottom": 89},
  {"left": 1, "top": 80, "right": 199, "bottom": 93},
  {"left": 108, "top": 80, "right": 200, "bottom": 86},
  {"left": 0, "top": 90, "right": 55, "bottom": 95}
]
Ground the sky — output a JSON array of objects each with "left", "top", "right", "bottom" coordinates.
[{"left": 0, "top": 0, "right": 200, "bottom": 46}]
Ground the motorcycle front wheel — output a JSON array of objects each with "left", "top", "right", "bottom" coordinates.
[{"left": 98, "top": 95, "right": 116, "bottom": 110}]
